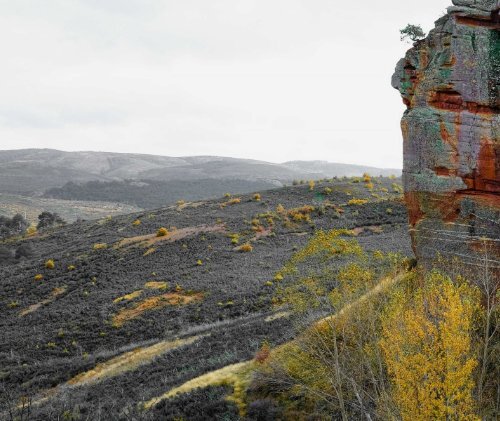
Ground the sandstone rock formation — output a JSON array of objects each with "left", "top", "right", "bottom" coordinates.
[{"left": 392, "top": 0, "right": 499, "bottom": 273}]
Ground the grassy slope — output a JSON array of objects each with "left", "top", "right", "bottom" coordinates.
[
  {"left": 0, "top": 193, "right": 142, "bottom": 224},
  {"left": 0, "top": 177, "right": 411, "bottom": 420}
]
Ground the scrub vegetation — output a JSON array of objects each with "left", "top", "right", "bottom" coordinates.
[{"left": 0, "top": 177, "right": 431, "bottom": 420}]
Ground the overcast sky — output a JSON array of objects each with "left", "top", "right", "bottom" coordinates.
[{"left": 0, "top": 0, "right": 451, "bottom": 168}]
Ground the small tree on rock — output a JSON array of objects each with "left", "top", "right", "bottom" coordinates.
[{"left": 400, "top": 24, "right": 426, "bottom": 42}]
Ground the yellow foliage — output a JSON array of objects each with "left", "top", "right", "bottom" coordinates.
[
  {"left": 8, "top": 301, "right": 19, "bottom": 308},
  {"left": 112, "top": 292, "right": 203, "bottom": 327},
  {"left": 253, "top": 193, "right": 261, "bottom": 201},
  {"left": 45, "top": 259, "right": 55, "bottom": 269},
  {"left": 113, "top": 290, "right": 143, "bottom": 304},
  {"left": 329, "top": 263, "right": 375, "bottom": 307},
  {"left": 282, "top": 229, "right": 361, "bottom": 276},
  {"left": 287, "top": 206, "right": 314, "bottom": 223},
  {"left": 144, "top": 361, "right": 253, "bottom": 415},
  {"left": 276, "top": 204, "right": 286, "bottom": 214},
  {"left": 143, "top": 248, "right": 156, "bottom": 256},
  {"left": 392, "top": 183, "right": 403, "bottom": 193},
  {"left": 308, "top": 180, "right": 315, "bottom": 191},
  {"left": 67, "top": 265, "right": 76, "bottom": 271},
  {"left": 259, "top": 270, "right": 410, "bottom": 418},
  {"left": 238, "top": 243, "right": 253, "bottom": 252},
  {"left": 34, "top": 274, "right": 43, "bottom": 281},
  {"left": 26, "top": 225, "right": 37, "bottom": 236},
  {"left": 144, "top": 281, "right": 168, "bottom": 290},
  {"left": 132, "top": 219, "right": 141, "bottom": 226},
  {"left": 282, "top": 277, "right": 326, "bottom": 313},
  {"left": 68, "top": 335, "right": 206, "bottom": 387},
  {"left": 348, "top": 198, "right": 368, "bottom": 206},
  {"left": 93, "top": 243, "right": 107, "bottom": 250},
  {"left": 372, "top": 250, "right": 384, "bottom": 260},
  {"left": 156, "top": 227, "right": 169, "bottom": 237},
  {"left": 381, "top": 272, "right": 480, "bottom": 421}
]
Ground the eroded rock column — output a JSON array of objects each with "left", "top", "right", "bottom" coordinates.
[{"left": 392, "top": 0, "right": 499, "bottom": 273}]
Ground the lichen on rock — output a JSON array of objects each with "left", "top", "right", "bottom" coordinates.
[{"left": 392, "top": 0, "right": 499, "bottom": 272}]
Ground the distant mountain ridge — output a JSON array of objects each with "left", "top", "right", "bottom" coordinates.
[{"left": 0, "top": 149, "right": 401, "bottom": 195}]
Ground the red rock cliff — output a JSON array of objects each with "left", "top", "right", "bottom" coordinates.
[{"left": 392, "top": 0, "right": 499, "bottom": 273}]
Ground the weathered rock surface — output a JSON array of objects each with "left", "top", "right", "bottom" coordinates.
[{"left": 392, "top": 0, "right": 499, "bottom": 272}]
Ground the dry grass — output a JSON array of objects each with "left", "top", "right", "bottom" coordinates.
[
  {"left": 175, "top": 200, "right": 205, "bottom": 211},
  {"left": 144, "top": 272, "right": 409, "bottom": 415},
  {"left": 348, "top": 198, "right": 368, "bottom": 206},
  {"left": 112, "top": 292, "right": 204, "bottom": 327},
  {"left": 287, "top": 206, "right": 315, "bottom": 223},
  {"left": 143, "top": 247, "right": 156, "bottom": 256},
  {"left": 68, "top": 335, "right": 208, "bottom": 387},
  {"left": 28, "top": 334, "right": 209, "bottom": 409},
  {"left": 113, "top": 290, "right": 143, "bottom": 304},
  {"left": 237, "top": 243, "right": 253, "bottom": 253},
  {"left": 312, "top": 271, "right": 407, "bottom": 332},
  {"left": 254, "top": 226, "right": 272, "bottom": 240},
  {"left": 352, "top": 225, "right": 384, "bottom": 236},
  {"left": 221, "top": 198, "right": 241, "bottom": 208},
  {"left": 115, "top": 224, "right": 225, "bottom": 249},
  {"left": 264, "top": 311, "right": 291, "bottom": 322},
  {"left": 144, "top": 361, "right": 252, "bottom": 413},
  {"left": 144, "top": 281, "right": 168, "bottom": 290},
  {"left": 19, "top": 286, "right": 67, "bottom": 317}
]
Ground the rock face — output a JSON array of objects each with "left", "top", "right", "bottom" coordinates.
[{"left": 392, "top": 0, "right": 499, "bottom": 273}]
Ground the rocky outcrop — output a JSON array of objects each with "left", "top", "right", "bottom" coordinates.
[{"left": 392, "top": 0, "right": 499, "bottom": 272}]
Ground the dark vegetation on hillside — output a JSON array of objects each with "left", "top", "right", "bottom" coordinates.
[
  {"left": 0, "top": 149, "right": 400, "bottom": 196},
  {"left": 0, "top": 177, "right": 410, "bottom": 420},
  {"left": 0, "top": 214, "right": 28, "bottom": 240},
  {"left": 44, "top": 179, "right": 280, "bottom": 209}
]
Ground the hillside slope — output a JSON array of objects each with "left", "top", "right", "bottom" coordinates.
[
  {"left": 0, "top": 149, "right": 401, "bottom": 195},
  {"left": 0, "top": 177, "right": 410, "bottom": 420}
]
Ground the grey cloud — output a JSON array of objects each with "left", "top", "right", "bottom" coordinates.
[{"left": 0, "top": 0, "right": 452, "bottom": 168}]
